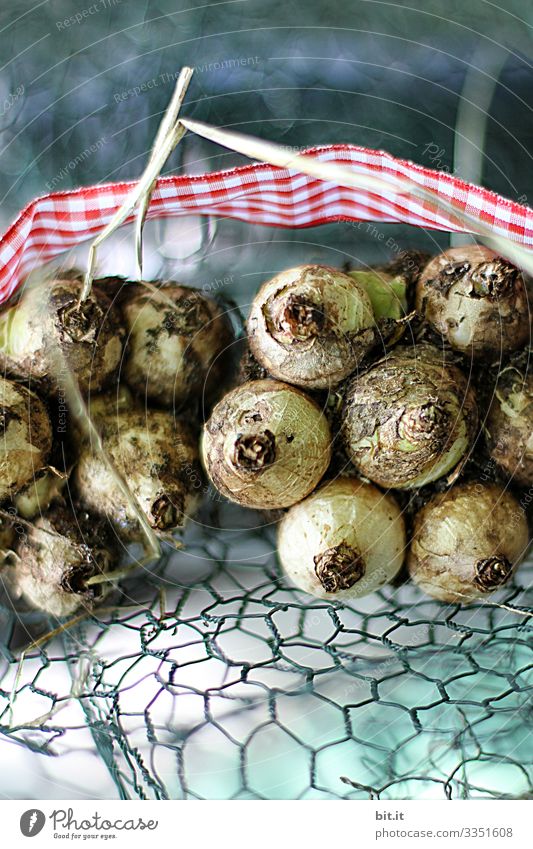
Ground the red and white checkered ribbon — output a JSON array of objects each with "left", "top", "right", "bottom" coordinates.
[{"left": 1, "top": 143, "right": 532, "bottom": 304}]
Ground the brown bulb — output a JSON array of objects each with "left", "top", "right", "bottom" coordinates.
[
  {"left": 122, "top": 283, "right": 234, "bottom": 409},
  {"left": 416, "top": 246, "right": 530, "bottom": 360},
  {"left": 278, "top": 478, "right": 406, "bottom": 600},
  {"left": 74, "top": 409, "right": 203, "bottom": 539},
  {"left": 247, "top": 265, "right": 377, "bottom": 389},
  {"left": 202, "top": 379, "right": 332, "bottom": 509},
  {"left": 341, "top": 345, "right": 478, "bottom": 489},
  {"left": 0, "top": 274, "right": 124, "bottom": 394},
  {"left": 408, "top": 482, "right": 529, "bottom": 603}
]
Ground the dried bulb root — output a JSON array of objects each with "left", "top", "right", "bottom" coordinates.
[
  {"left": 407, "top": 482, "right": 529, "bottom": 603},
  {"left": 7, "top": 505, "right": 119, "bottom": 617},
  {"left": 416, "top": 246, "right": 530, "bottom": 360},
  {"left": 74, "top": 408, "right": 203, "bottom": 539},
  {"left": 0, "top": 377, "right": 53, "bottom": 502},
  {"left": 341, "top": 345, "right": 478, "bottom": 489},
  {"left": 247, "top": 265, "right": 377, "bottom": 389},
  {"left": 122, "top": 283, "right": 234, "bottom": 409},
  {"left": 0, "top": 273, "right": 124, "bottom": 394},
  {"left": 277, "top": 477, "right": 406, "bottom": 600},
  {"left": 202, "top": 379, "right": 332, "bottom": 509}
]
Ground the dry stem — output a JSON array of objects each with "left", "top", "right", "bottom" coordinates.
[{"left": 81, "top": 67, "right": 194, "bottom": 302}]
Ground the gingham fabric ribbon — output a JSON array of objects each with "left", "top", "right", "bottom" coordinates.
[{"left": 1, "top": 143, "right": 532, "bottom": 304}]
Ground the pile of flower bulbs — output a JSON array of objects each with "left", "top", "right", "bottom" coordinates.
[
  {"left": 0, "top": 272, "right": 233, "bottom": 616},
  {"left": 0, "top": 244, "right": 531, "bottom": 618},
  {"left": 204, "top": 246, "right": 532, "bottom": 605}
]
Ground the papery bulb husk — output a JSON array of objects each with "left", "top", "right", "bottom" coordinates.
[
  {"left": 74, "top": 409, "right": 203, "bottom": 539},
  {"left": 0, "top": 273, "right": 124, "bottom": 394},
  {"left": 416, "top": 246, "right": 530, "bottom": 359},
  {"left": 247, "top": 265, "right": 379, "bottom": 390},
  {"left": 278, "top": 477, "right": 406, "bottom": 600},
  {"left": 408, "top": 482, "right": 529, "bottom": 603},
  {"left": 122, "top": 283, "right": 235, "bottom": 409},
  {"left": 14, "top": 468, "right": 69, "bottom": 519},
  {"left": 486, "top": 362, "right": 533, "bottom": 487},
  {"left": 0, "top": 378, "right": 53, "bottom": 502},
  {"left": 202, "top": 378, "right": 332, "bottom": 509},
  {"left": 341, "top": 345, "right": 478, "bottom": 490},
  {"left": 70, "top": 385, "right": 134, "bottom": 446},
  {"left": 8, "top": 504, "right": 119, "bottom": 617}
]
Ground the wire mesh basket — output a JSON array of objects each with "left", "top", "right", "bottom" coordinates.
[
  {"left": 2, "top": 494, "right": 532, "bottom": 800},
  {"left": 0, "top": 109, "right": 532, "bottom": 801}
]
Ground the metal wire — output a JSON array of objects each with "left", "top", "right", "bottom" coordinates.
[{"left": 1, "top": 489, "right": 532, "bottom": 800}]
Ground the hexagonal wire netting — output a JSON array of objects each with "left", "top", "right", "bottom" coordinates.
[{"left": 1, "top": 495, "right": 532, "bottom": 800}]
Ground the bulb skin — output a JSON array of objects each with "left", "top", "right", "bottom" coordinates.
[
  {"left": 14, "top": 469, "right": 68, "bottom": 519},
  {"left": 0, "top": 377, "right": 53, "bottom": 502},
  {"left": 408, "top": 482, "right": 529, "bottom": 603},
  {"left": 416, "top": 246, "right": 530, "bottom": 360},
  {"left": 122, "top": 283, "right": 234, "bottom": 409},
  {"left": 0, "top": 274, "right": 124, "bottom": 394},
  {"left": 74, "top": 409, "right": 203, "bottom": 538},
  {"left": 202, "top": 378, "right": 332, "bottom": 509},
  {"left": 8, "top": 505, "right": 118, "bottom": 617},
  {"left": 486, "top": 362, "right": 533, "bottom": 487},
  {"left": 277, "top": 477, "right": 406, "bottom": 600},
  {"left": 341, "top": 345, "right": 478, "bottom": 490},
  {"left": 247, "top": 265, "right": 377, "bottom": 389}
]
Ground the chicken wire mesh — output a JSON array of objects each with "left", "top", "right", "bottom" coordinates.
[
  {"left": 1, "top": 492, "right": 532, "bottom": 801},
  {"left": 1, "top": 0, "right": 533, "bottom": 803}
]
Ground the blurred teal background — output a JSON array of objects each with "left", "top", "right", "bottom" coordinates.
[{"left": 0, "top": 0, "right": 532, "bottom": 221}]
